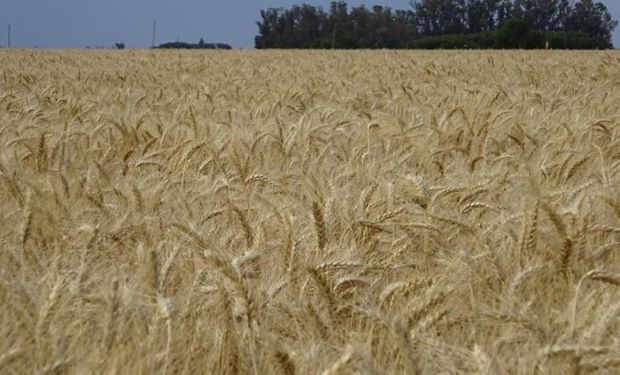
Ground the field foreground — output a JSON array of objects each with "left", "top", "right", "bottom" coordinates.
[{"left": 0, "top": 50, "right": 619, "bottom": 374}]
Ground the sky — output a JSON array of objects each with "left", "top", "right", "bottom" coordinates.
[{"left": 1, "top": 1, "right": 619, "bottom": 49}]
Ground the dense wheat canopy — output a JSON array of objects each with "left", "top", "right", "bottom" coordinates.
[{"left": 0, "top": 50, "right": 619, "bottom": 374}]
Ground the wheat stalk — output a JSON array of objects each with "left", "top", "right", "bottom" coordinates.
[
  {"left": 103, "top": 279, "right": 120, "bottom": 352},
  {"left": 312, "top": 201, "right": 327, "bottom": 252},
  {"left": 273, "top": 351, "right": 296, "bottom": 375},
  {"left": 320, "top": 345, "right": 357, "bottom": 375},
  {"left": 0, "top": 348, "right": 23, "bottom": 370}
]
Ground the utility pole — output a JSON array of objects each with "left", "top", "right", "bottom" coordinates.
[
  {"left": 151, "top": 20, "right": 156, "bottom": 48},
  {"left": 8, "top": 24, "right": 11, "bottom": 48}
]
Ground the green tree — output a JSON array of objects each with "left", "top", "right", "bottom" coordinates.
[
  {"left": 466, "top": 0, "right": 501, "bottom": 32},
  {"left": 350, "top": 5, "right": 372, "bottom": 47},
  {"left": 566, "top": 0, "right": 618, "bottom": 47},
  {"left": 298, "top": 5, "right": 328, "bottom": 48},
  {"left": 554, "top": 0, "right": 573, "bottom": 30},
  {"left": 255, "top": 8, "right": 281, "bottom": 48},
  {"left": 254, "top": 0, "right": 616, "bottom": 49},
  {"left": 392, "top": 9, "right": 418, "bottom": 46},
  {"left": 496, "top": 0, "right": 515, "bottom": 26},
  {"left": 495, "top": 18, "right": 544, "bottom": 48},
  {"left": 371, "top": 5, "right": 396, "bottom": 48},
  {"left": 329, "top": 1, "right": 356, "bottom": 48},
  {"left": 410, "top": 0, "right": 468, "bottom": 35},
  {"left": 511, "top": 0, "right": 560, "bottom": 31}
]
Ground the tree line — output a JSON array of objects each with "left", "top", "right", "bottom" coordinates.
[
  {"left": 255, "top": 0, "right": 618, "bottom": 49},
  {"left": 156, "top": 39, "right": 232, "bottom": 50}
]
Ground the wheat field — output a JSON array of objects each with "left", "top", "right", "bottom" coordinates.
[{"left": 0, "top": 50, "right": 619, "bottom": 374}]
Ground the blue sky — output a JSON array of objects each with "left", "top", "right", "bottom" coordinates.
[{"left": 1, "top": 1, "right": 619, "bottom": 48}]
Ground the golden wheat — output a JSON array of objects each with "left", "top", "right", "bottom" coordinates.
[{"left": 0, "top": 49, "right": 619, "bottom": 374}]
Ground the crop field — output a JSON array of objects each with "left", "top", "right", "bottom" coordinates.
[{"left": 0, "top": 50, "right": 619, "bottom": 374}]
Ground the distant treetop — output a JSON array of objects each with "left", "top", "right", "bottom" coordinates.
[
  {"left": 255, "top": 0, "right": 617, "bottom": 49},
  {"left": 156, "top": 39, "right": 232, "bottom": 50}
]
